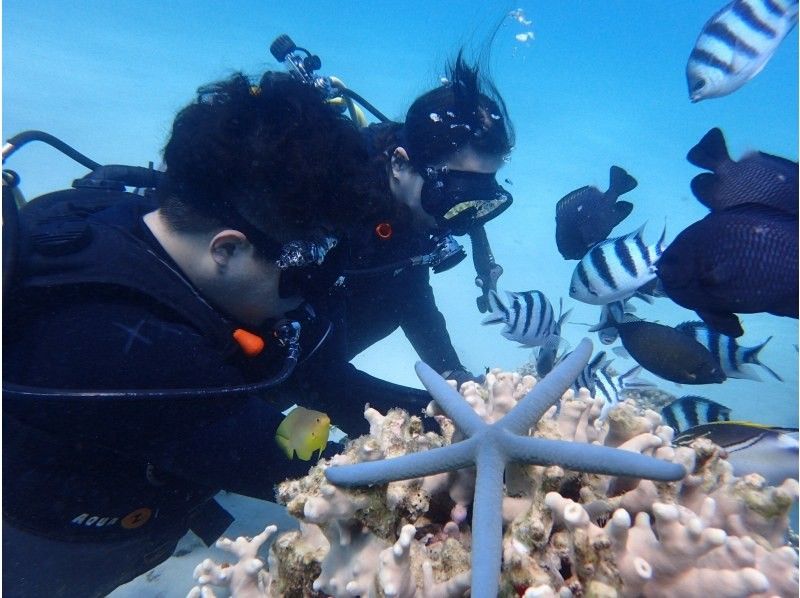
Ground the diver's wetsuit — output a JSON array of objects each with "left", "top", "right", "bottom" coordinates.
[
  {"left": 324, "top": 122, "right": 468, "bottom": 378},
  {"left": 2, "top": 191, "right": 430, "bottom": 597},
  {"left": 339, "top": 226, "right": 464, "bottom": 374}
]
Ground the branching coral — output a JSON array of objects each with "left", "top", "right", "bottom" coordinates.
[
  {"left": 324, "top": 338, "right": 685, "bottom": 596},
  {"left": 188, "top": 338, "right": 798, "bottom": 598}
]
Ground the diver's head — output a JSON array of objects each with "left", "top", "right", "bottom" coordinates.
[
  {"left": 390, "top": 52, "right": 514, "bottom": 235},
  {"left": 152, "top": 70, "right": 370, "bottom": 324}
]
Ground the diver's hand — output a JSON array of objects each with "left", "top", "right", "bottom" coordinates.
[{"left": 442, "top": 366, "right": 485, "bottom": 389}]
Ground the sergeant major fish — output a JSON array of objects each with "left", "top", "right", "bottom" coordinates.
[
  {"left": 483, "top": 289, "right": 569, "bottom": 347},
  {"left": 675, "top": 320, "right": 782, "bottom": 381},
  {"left": 687, "top": 0, "right": 799, "bottom": 102},
  {"left": 570, "top": 350, "right": 611, "bottom": 396},
  {"left": 555, "top": 165, "right": 638, "bottom": 260},
  {"left": 569, "top": 224, "right": 667, "bottom": 306},
  {"left": 687, "top": 127, "right": 798, "bottom": 215},
  {"left": 593, "top": 363, "right": 655, "bottom": 421},
  {"left": 275, "top": 406, "right": 331, "bottom": 461},
  {"left": 660, "top": 395, "right": 733, "bottom": 433}
]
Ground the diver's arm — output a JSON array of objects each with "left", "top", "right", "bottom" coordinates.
[{"left": 399, "top": 268, "right": 463, "bottom": 374}]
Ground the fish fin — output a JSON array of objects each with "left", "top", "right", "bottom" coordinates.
[
  {"left": 619, "top": 365, "right": 656, "bottom": 389},
  {"left": 687, "top": 128, "right": 730, "bottom": 170},
  {"left": 656, "top": 222, "right": 668, "bottom": 255},
  {"left": 607, "top": 165, "right": 638, "bottom": 197},
  {"left": 612, "top": 346, "right": 631, "bottom": 359},
  {"left": 556, "top": 305, "right": 573, "bottom": 333},
  {"left": 633, "top": 291, "right": 654, "bottom": 304},
  {"left": 481, "top": 313, "right": 505, "bottom": 325},
  {"left": 274, "top": 433, "right": 295, "bottom": 460},
  {"left": 696, "top": 309, "right": 744, "bottom": 338},
  {"left": 612, "top": 201, "right": 634, "bottom": 224},
  {"left": 690, "top": 173, "right": 719, "bottom": 209},
  {"left": 481, "top": 290, "right": 507, "bottom": 325},
  {"left": 740, "top": 336, "right": 783, "bottom": 382},
  {"left": 725, "top": 364, "right": 763, "bottom": 382},
  {"left": 295, "top": 444, "right": 313, "bottom": 461}
]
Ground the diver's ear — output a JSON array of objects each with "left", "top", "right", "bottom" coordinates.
[
  {"left": 391, "top": 147, "right": 412, "bottom": 179},
  {"left": 210, "top": 230, "right": 249, "bottom": 267}
]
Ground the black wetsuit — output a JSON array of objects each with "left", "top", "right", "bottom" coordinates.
[
  {"left": 338, "top": 225, "right": 464, "bottom": 374},
  {"left": 2, "top": 190, "right": 430, "bottom": 597},
  {"left": 325, "top": 122, "right": 467, "bottom": 377}
]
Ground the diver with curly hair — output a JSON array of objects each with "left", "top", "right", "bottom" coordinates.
[{"left": 2, "top": 71, "right": 430, "bottom": 597}]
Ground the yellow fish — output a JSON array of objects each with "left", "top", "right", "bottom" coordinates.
[{"left": 275, "top": 406, "right": 331, "bottom": 461}]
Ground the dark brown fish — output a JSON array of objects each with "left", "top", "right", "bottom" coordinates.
[
  {"left": 688, "top": 128, "right": 798, "bottom": 215},
  {"left": 614, "top": 315, "right": 726, "bottom": 385},
  {"left": 555, "top": 165, "right": 637, "bottom": 260},
  {"left": 657, "top": 203, "right": 798, "bottom": 337}
]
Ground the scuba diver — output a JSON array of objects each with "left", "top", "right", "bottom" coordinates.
[
  {"left": 310, "top": 51, "right": 515, "bottom": 389},
  {"left": 2, "top": 71, "right": 431, "bottom": 597}
]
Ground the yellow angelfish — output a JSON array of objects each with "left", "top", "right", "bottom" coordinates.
[{"left": 275, "top": 406, "right": 331, "bottom": 461}]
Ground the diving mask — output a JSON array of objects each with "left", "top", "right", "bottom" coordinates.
[{"left": 419, "top": 167, "right": 513, "bottom": 235}]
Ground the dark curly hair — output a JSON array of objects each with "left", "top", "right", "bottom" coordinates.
[
  {"left": 402, "top": 51, "right": 514, "bottom": 169},
  {"left": 158, "top": 71, "right": 380, "bottom": 254}
]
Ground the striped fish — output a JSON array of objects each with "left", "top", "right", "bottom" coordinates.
[
  {"left": 482, "top": 289, "right": 567, "bottom": 347},
  {"left": 594, "top": 364, "right": 655, "bottom": 421},
  {"left": 569, "top": 224, "right": 667, "bottom": 306},
  {"left": 570, "top": 350, "right": 611, "bottom": 396},
  {"left": 675, "top": 320, "right": 783, "bottom": 381},
  {"left": 660, "top": 395, "right": 733, "bottom": 433},
  {"left": 687, "top": 0, "right": 799, "bottom": 102}
]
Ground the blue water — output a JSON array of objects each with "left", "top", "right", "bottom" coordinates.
[
  {"left": 4, "top": 1, "right": 797, "bottom": 428},
  {"left": 4, "top": 2, "right": 798, "bottom": 595}
]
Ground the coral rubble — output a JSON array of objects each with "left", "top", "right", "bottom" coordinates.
[{"left": 188, "top": 341, "right": 798, "bottom": 598}]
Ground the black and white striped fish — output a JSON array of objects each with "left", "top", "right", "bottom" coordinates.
[
  {"left": 687, "top": 0, "right": 799, "bottom": 102},
  {"left": 482, "top": 290, "right": 568, "bottom": 347},
  {"left": 660, "top": 395, "right": 733, "bottom": 433},
  {"left": 594, "top": 364, "right": 655, "bottom": 421},
  {"left": 570, "top": 350, "right": 611, "bottom": 396},
  {"left": 675, "top": 320, "right": 783, "bottom": 381},
  {"left": 569, "top": 224, "right": 667, "bottom": 306}
]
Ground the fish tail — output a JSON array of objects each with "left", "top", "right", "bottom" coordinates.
[
  {"left": 555, "top": 297, "right": 572, "bottom": 333},
  {"left": 608, "top": 165, "right": 638, "bottom": 198},
  {"left": 481, "top": 290, "right": 508, "bottom": 325},
  {"left": 690, "top": 172, "right": 718, "bottom": 209},
  {"left": 741, "top": 336, "right": 784, "bottom": 381},
  {"left": 687, "top": 127, "right": 730, "bottom": 170},
  {"left": 657, "top": 221, "right": 668, "bottom": 255}
]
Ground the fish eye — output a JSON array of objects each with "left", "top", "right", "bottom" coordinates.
[{"left": 692, "top": 79, "right": 706, "bottom": 91}]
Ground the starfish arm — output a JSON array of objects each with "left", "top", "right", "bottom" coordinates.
[
  {"left": 470, "top": 443, "right": 507, "bottom": 598},
  {"left": 502, "top": 338, "right": 594, "bottom": 435},
  {"left": 325, "top": 439, "right": 478, "bottom": 487},
  {"left": 415, "top": 361, "right": 486, "bottom": 437},
  {"left": 504, "top": 436, "right": 686, "bottom": 481}
]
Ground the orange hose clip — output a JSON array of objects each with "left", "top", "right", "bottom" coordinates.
[{"left": 233, "top": 328, "right": 265, "bottom": 357}]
